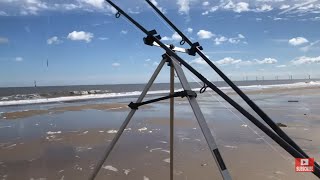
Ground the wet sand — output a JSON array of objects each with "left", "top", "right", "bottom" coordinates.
[{"left": 0, "top": 87, "right": 320, "bottom": 180}]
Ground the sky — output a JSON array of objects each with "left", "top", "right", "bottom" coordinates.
[{"left": 0, "top": 0, "right": 320, "bottom": 87}]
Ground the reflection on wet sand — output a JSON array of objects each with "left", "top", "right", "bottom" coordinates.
[{"left": 0, "top": 87, "right": 320, "bottom": 179}]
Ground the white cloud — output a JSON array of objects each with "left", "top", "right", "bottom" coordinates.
[
  {"left": 81, "top": 0, "right": 104, "bottom": 9},
  {"left": 214, "top": 36, "right": 228, "bottom": 45},
  {"left": 276, "top": 65, "right": 287, "bottom": 68},
  {"left": 0, "top": 11, "right": 8, "bottom": 16},
  {"left": 279, "top": 4, "right": 290, "bottom": 10},
  {"left": 0, "top": 37, "right": 9, "bottom": 44},
  {"left": 279, "top": 0, "right": 317, "bottom": 15},
  {"left": 98, "top": 37, "right": 109, "bottom": 41},
  {"left": 120, "top": 30, "right": 128, "bottom": 35},
  {"left": 67, "top": 31, "right": 94, "bottom": 42},
  {"left": 255, "top": 4, "right": 273, "bottom": 12},
  {"left": 112, "top": 62, "right": 120, "bottom": 67},
  {"left": 177, "top": 0, "right": 190, "bottom": 15},
  {"left": 255, "top": 58, "right": 278, "bottom": 64},
  {"left": 224, "top": 1, "right": 250, "bottom": 13},
  {"left": 291, "top": 56, "right": 320, "bottom": 65},
  {"left": 215, "top": 57, "right": 242, "bottom": 65},
  {"left": 15, "top": 57, "right": 23, "bottom": 62},
  {"left": 202, "top": 1, "right": 210, "bottom": 6},
  {"left": 150, "top": 0, "right": 166, "bottom": 14},
  {"left": 162, "top": 32, "right": 182, "bottom": 41},
  {"left": 202, "top": 6, "right": 219, "bottom": 15},
  {"left": 152, "top": 62, "right": 159, "bottom": 66},
  {"left": 47, "top": 36, "right": 62, "bottom": 45},
  {"left": 214, "top": 34, "right": 245, "bottom": 45},
  {"left": 300, "top": 40, "right": 320, "bottom": 52},
  {"left": 197, "top": 30, "right": 214, "bottom": 39},
  {"left": 190, "top": 57, "right": 208, "bottom": 65},
  {"left": 238, "top": 34, "right": 245, "bottom": 39},
  {"left": 288, "top": 37, "right": 309, "bottom": 46},
  {"left": 187, "top": 27, "right": 193, "bottom": 33}
]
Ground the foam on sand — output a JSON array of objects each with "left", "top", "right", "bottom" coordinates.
[
  {"left": 103, "top": 165, "right": 118, "bottom": 172},
  {"left": 1, "top": 81, "right": 319, "bottom": 106}
]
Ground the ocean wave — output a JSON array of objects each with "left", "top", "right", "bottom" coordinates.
[{"left": 0, "top": 81, "right": 319, "bottom": 106}]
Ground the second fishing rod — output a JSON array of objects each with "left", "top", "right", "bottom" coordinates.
[
  {"left": 145, "top": 0, "right": 319, "bottom": 170},
  {"left": 105, "top": 0, "right": 320, "bottom": 178}
]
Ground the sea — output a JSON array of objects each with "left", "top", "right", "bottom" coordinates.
[{"left": 0, "top": 79, "right": 319, "bottom": 106}]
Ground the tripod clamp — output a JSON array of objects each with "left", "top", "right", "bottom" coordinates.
[
  {"left": 143, "top": 30, "right": 161, "bottom": 46},
  {"left": 128, "top": 90, "right": 197, "bottom": 110}
]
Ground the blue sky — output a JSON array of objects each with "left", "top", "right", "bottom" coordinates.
[{"left": 0, "top": 0, "right": 320, "bottom": 87}]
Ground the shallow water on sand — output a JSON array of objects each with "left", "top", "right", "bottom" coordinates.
[{"left": 0, "top": 88, "right": 320, "bottom": 180}]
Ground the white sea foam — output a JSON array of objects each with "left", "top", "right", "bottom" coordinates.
[
  {"left": 103, "top": 165, "right": 118, "bottom": 172},
  {"left": 1, "top": 81, "right": 319, "bottom": 106},
  {"left": 46, "top": 131, "right": 61, "bottom": 135},
  {"left": 138, "top": 127, "right": 148, "bottom": 132},
  {"left": 107, "top": 130, "right": 118, "bottom": 134}
]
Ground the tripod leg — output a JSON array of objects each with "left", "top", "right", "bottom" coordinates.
[
  {"left": 88, "top": 58, "right": 167, "bottom": 180},
  {"left": 170, "top": 56, "right": 232, "bottom": 180}
]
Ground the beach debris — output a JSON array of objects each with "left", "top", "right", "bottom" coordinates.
[
  {"left": 192, "top": 127, "right": 197, "bottom": 130},
  {"left": 241, "top": 124, "right": 248, "bottom": 128},
  {"left": 123, "top": 169, "right": 131, "bottom": 175},
  {"left": 163, "top": 158, "right": 170, "bottom": 163},
  {"left": 35, "top": 123, "right": 39, "bottom": 126},
  {"left": 201, "top": 163, "right": 207, "bottom": 167},
  {"left": 288, "top": 100, "right": 299, "bottom": 102},
  {"left": 304, "top": 113, "right": 307, "bottom": 116},
  {"left": 103, "top": 165, "right": 118, "bottom": 172},
  {"left": 138, "top": 127, "right": 148, "bottom": 132},
  {"left": 158, "top": 140, "right": 167, "bottom": 144},
  {"left": 224, "top": 145, "right": 238, "bottom": 149},
  {"left": 107, "top": 130, "right": 118, "bottom": 134},
  {"left": 143, "top": 176, "right": 150, "bottom": 180},
  {"left": 276, "top": 123, "right": 287, "bottom": 127},
  {"left": 46, "top": 131, "right": 61, "bottom": 135}
]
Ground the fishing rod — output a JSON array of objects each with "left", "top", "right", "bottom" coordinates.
[
  {"left": 145, "top": 0, "right": 320, "bottom": 170},
  {"left": 93, "top": 1, "right": 320, "bottom": 178}
]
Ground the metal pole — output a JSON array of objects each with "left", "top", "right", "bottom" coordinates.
[
  {"left": 104, "top": 1, "right": 320, "bottom": 176},
  {"left": 171, "top": 56, "right": 232, "bottom": 180},
  {"left": 144, "top": 0, "right": 319, "bottom": 169},
  {"left": 88, "top": 58, "right": 167, "bottom": 180},
  {"left": 170, "top": 61, "right": 174, "bottom": 180}
]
